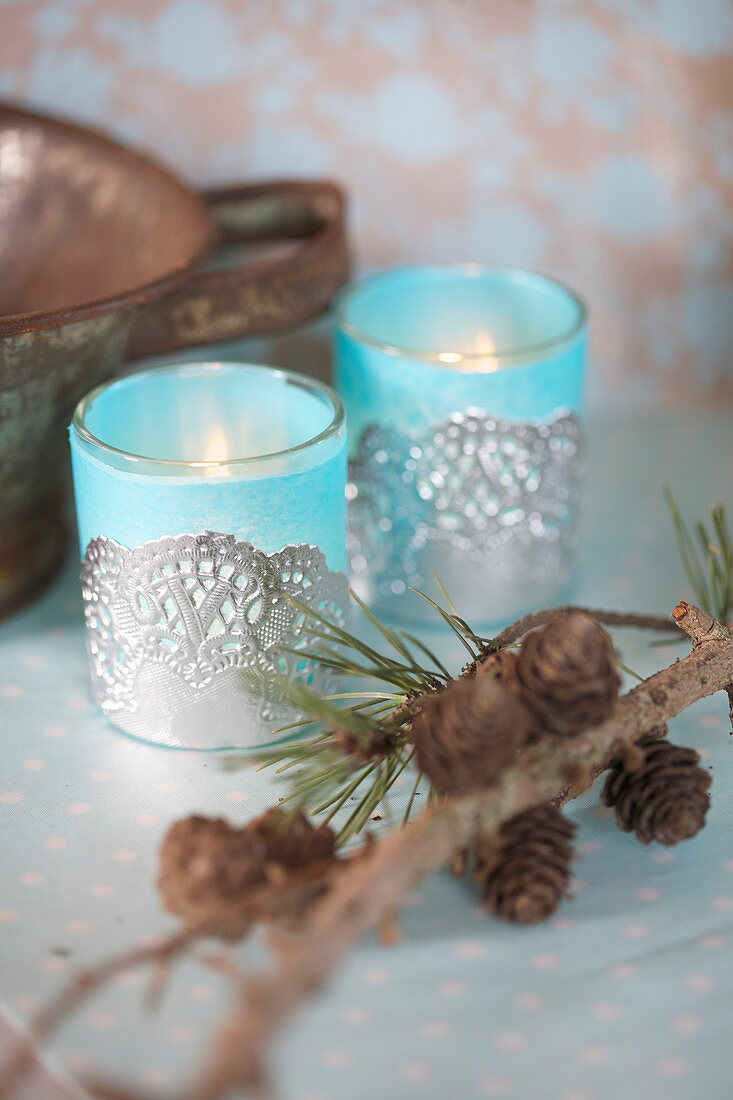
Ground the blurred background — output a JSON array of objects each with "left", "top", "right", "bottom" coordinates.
[{"left": 1, "top": 0, "right": 732, "bottom": 411}]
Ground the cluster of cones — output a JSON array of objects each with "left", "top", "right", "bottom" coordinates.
[
  {"left": 157, "top": 612, "right": 711, "bottom": 938},
  {"left": 412, "top": 613, "right": 711, "bottom": 924}
]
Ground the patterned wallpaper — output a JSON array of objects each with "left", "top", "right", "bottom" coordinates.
[{"left": 1, "top": 0, "right": 732, "bottom": 409}]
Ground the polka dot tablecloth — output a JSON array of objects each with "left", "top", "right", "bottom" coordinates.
[{"left": 1, "top": 409, "right": 733, "bottom": 1100}]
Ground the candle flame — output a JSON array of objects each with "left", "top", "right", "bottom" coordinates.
[
  {"left": 191, "top": 427, "right": 230, "bottom": 474},
  {"left": 437, "top": 329, "right": 498, "bottom": 371},
  {"left": 475, "top": 328, "right": 495, "bottom": 356}
]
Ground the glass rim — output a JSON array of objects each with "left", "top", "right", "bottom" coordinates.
[
  {"left": 333, "top": 262, "right": 588, "bottom": 368},
  {"left": 72, "top": 360, "right": 346, "bottom": 469}
]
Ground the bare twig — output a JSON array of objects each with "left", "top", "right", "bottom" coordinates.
[
  {"left": 0, "top": 931, "right": 193, "bottom": 1100},
  {"left": 194, "top": 605, "right": 732, "bottom": 1099},
  {"left": 488, "top": 606, "right": 677, "bottom": 650}
]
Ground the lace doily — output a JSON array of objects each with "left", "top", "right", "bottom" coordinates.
[{"left": 81, "top": 532, "right": 347, "bottom": 749}]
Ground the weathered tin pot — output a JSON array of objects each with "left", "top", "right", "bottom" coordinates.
[{"left": 0, "top": 105, "right": 349, "bottom": 619}]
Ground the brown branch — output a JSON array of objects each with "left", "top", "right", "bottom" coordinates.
[
  {"left": 0, "top": 931, "right": 193, "bottom": 1100},
  {"left": 489, "top": 606, "right": 677, "bottom": 650},
  {"left": 672, "top": 600, "right": 733, "bottom": 645},
  {"left": 195, "top": 606, "right": 733, "bottom": 1100}
]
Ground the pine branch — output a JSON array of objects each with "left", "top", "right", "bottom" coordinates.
[
  {"left": 192, "top": 603, "right": 733, "bottom": 1099},
  {"left": 666, "top": 490, "right": 733, "bottom": 625}
]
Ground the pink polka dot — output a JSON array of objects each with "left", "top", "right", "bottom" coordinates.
[
  {"left": 496, "top": 1031, "right": 527, "bottom": 1052},
  {"left": 651, "top": 850, "right": 675, "bottom": 864},
  {"left": 44, "top": 837, "right": 67, "bottom": 850},
  {"left": 673, "top": 1014, "right": 701, "bottom": 1035},
  {"left": 532, "top": 953, "right": 559, "bottom": 970},
  {"left": 140, "top": 1068, "right": 171, "bottom": 1087},
  {"left": 624, "top": 924, "right": 649, "bottom": 939},
  {"left": 609, "top": 963, "right": 635, "bottom": 979},
  {"left": 438, "top": 980, "right": 465, "bottom": 998},
  {"left": 90, "top": 770, "right": 111, "bottom": 782},
  {"left": 479, "top": 1078, "right": 512, "bottom": 1097},
  {"left": 116, "top": 970, "right": 143, "bottom": 988},
  {"left": 23, "top": 759, "right": 45, "bottom": 772},
  {"left": 456, "top": 941, "right": 484, "bottom": 960},
  {"left": 593, "top": 805, "right": 614, "bottom": 819},
  {"left": 514, "top": 992, "right": 543, "bottom": 1010},
  {"left": 657, "top": 1056, "right": 688, "bottom": 1078},
  {"left": 67, "top": 802, "right": 90, "bottom": 815},
  {"left": 15, "top": 996, "right": 40, "bottom": 1014},
  {"left": 225, "top": 790, "right": 249, "bottom": 803},
  {"left": 399, "top": 1062, "right": 431, "bottom": 1083},
  {"left": 638, "top": 886, "right": 661, "bottom": 901},
  {"left": 190, "top": 984, "right": 214, "bottom": 1001},
  {"left": 89, "top": 1010, "right": 116, "bottom": 1030},
  {"left": 114, "top": 849, "right": 138, "bottom": 862},
  {"left": 362, "top": 967, "right": 390, "bottom": 985},
  {"left": 167, "top": 1024, "right": 193, "bottom": 1043},
  {"left": 23, "top": 654, "right": 45, "bottom": 669},
  {"left": 700, "top": 714, "right": 720, "bottom": 728},
  {"left": 561, "top": 1090, "right": 592, "bottom": 1100},
  {"left": 65, "top": 1051, "right": 91, "bottom": 1072},
  {"left": 578, "top": 841, "right": 601, "bottom": 855},
  {"left": 570, "top": 877, "right": 587, "bottom": 893},
  {"left": 713, "top": 897, "right": 733, "bottom": 911},
  {"left": 552, "top": 916, "right": 573, "bottom": 930},
  {"left": 1, "top": 792, "right": 23, "bottom": 805},
  {"left": 697, "top": 748, "right": 711, "bottom": 760},
  {"left": 136, "top": 814, "right": 158, "bottom": 827},
  {"left": 66, "top": 920, "right": 90, "bottom": 935},
  {"left": 686, "top": 973, "right": 713, "bottom": 992},
  {"left": 2, "top": 685, "right": 24, "bottom": 698},
  {"left": 44, "top": 725, "right": 67, "bottom": 738},
  {"left": 576, "top": 1045, "right": 609, "bottom": 1066},
  {"left": 593, "top": 1002, "right": 622, "bottom": 1022},
  {"left": 90, "top": 884, "right": 115, "bottom": 899},
  {"left": 320, "top": 1047, "right": 352, "bottom": 1069},
  {"left": 42, "top": 957, "right": 67, "bottom": 974},
  {"left": 0, "top": 908, "right": 18, "bottom": 922},
  {"left": 20, "top": 871, "right": 43, "bottom": 886},
  {"left": 699, "top": 933, "right": 725, "bottom": 949},
  {"left": 340, "top": 1007, "right": 370, "bottom": 1026},
  {"left": 157, "top": 780, "right": 180, "bottom": 793},
  {"left": 418, "top": 1020, "right": 449, "bottom": 1039},
  {"left": 66, "top": 695, "right": 89, "bottom": 711},
  {"left": 725, "top": 861, "right": 733, "bottom": 873}
]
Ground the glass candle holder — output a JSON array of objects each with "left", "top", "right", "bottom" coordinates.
[
  {"left": 334, "top": 264, "right": 587, "bottom": 626},
  {"left": 70, "top": 362, "right": 347, "bottom": 750}
]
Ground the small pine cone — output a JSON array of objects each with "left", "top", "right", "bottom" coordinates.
[
  {"left": 475, "top": 805, "right": 576, "bottom": 925},
  {"left": 516, "top": 613, "right": 620, "bottom": 736},
  {"left": 158, "top": 809, "right": 336, "bottom": 938},
  {"left": 602, "top": 735, "right": 711, "bottom": 846},
  {"left": 412, "top": 674, "right": 532, "bottom": 794}
]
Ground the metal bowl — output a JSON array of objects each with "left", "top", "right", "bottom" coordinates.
[{"left": 0, "top": 104, "right": 348, "bottom": 618}]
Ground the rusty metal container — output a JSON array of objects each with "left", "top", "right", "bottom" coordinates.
[{"left": 0, "top": 104, "right": 349, "bottom": 618}]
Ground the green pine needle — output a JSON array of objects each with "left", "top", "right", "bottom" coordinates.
[{"left": 666, "top": 489, "right": 733, "bottom": 625}]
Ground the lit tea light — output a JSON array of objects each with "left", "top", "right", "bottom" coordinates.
[{"left": 70, "top": 362, "right": 348, "bottom": 750}]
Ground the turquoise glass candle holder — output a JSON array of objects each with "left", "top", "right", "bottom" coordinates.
[
  {"left": 334, "top": 264, "right": 587, "bottom": 626},
  {"left": 70, "top": 362, "right": 347, "bottom": 750}
]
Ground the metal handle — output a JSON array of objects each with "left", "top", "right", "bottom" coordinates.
[{"left": 126, "top": 180, "right": 349, "bottom": 358}]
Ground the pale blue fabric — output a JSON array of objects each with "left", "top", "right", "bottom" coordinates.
[{"left": 1, "top": 409, "right": 732, "bottom": 1100}]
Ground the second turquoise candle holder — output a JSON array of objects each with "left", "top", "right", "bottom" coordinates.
[{"left": 334, "top": 264, "right": 587, "bottom": 626}]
